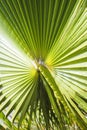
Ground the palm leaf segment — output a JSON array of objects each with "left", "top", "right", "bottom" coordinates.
[{"left": 0, "top": 0, "right": 87, "bottom": 129}]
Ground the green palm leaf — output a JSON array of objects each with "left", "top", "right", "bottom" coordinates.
[{"left": 0, "top": 0, "right": 87, "bottom": 129}]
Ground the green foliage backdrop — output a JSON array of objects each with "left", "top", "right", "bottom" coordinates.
[{"left": 0, "top": 0, "right": 87, "bottom": 130}]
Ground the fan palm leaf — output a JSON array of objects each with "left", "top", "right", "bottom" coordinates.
[{"left": 0, "top": 0, "right": 87, "bottom": 129}]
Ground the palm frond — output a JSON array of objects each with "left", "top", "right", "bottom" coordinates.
[{"left": 0, "top": 0, "right": 87, "bottom": 129}]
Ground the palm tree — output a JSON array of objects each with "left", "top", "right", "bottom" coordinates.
[{"left": 0, "top": 0, "right": 87, "bottom": 129}]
